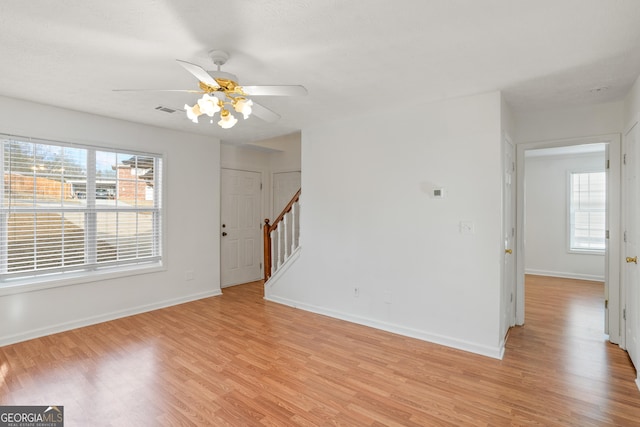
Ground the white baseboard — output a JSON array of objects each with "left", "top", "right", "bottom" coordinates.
[
  {"left": 0, "top": 289, "right": 222, "bottom": 347},
  {"left": 265, "top": 294, "right": 503, "bottom": 360},
  {"left": 525, "top": 269, "right": 604, "bottom": 282}
]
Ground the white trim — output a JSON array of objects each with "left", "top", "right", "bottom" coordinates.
[
  {"left": 501, "top": 132, "right": 517, "bottom": 342},
  {"left": 0, "top": 264, "right": 165, "bottom": 297},
  {"left": 264, "top": 294, "right": 503, "bottom": 360},
  {"left": 567, "top": 248, "right": 605, "bottom": 256},
  {"left": 0, "top": 289, "right": 222, "bottom": 346},
  {"left": 525, "top": 269, "right": 604, "bottom": 282},
  {"left": 620, "top": 117, "right": 639, "bottom": 352},
  {"left": 264, "top": 245, "right": 302, "bottom": 287},
  {"left": 516, "top": 134, "right": 621, "bottom": 337}
]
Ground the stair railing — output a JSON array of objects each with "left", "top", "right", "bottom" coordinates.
[{"left": 263, "top": 188, "right": 301, "bottom": 280}]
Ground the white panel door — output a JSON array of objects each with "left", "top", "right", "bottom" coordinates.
[
  {"left": 624, "top": 123, "right": 639, "bottom": 368},
  {"left": 272, "top": 171, "right": 301, "bottom": 217},
  {"left": 502, "top": 137, "right": 516, "bottom": 340},
  {"left": 221, "top": 169, "right": 262, "bottom": 288}
]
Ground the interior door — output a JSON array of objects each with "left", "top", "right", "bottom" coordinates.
[
  {"left": 624, "top": 123, "right": 639, "bottom": 368},
  {"left": 502, "top": 137, "right": 517, "bottom": 339},
  {"left": 220, "top": 168, "right": 262, "bottom": 288},
  {"left": 272, "top": 171, "right": 301, "bottom": 217}
]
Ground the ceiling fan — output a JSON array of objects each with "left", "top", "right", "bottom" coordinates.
[{"left": 117, "top": 50, "right": 307, "bottom": 129}]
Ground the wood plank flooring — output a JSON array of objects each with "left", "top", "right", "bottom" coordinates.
[{"left": 1, "top": 275, "right": 640, "bottom": 426}]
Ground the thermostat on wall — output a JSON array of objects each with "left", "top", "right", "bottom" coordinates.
[{"left": 433, "top": 188, "right": 445, "bottom": 198}]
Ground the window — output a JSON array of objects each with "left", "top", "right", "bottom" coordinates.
[
  {"left": 1, "top": 135, "right": 163, "bottom": 284},
  {"left": 569, "top": 171, "right": 605, "bottom": 252}
]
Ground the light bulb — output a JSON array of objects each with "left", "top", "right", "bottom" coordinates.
[
  {"left": 184, "top": 103, "right": 202, "bottom": 123},
  {"left": 218, "top": 109, "right": 238, "bottom": 129},
  {"left": 197, "top": 94, "right": 221, "bottom": 117},
  {"left": 234, "top": 98, "right": 253, "bottom": 119}
]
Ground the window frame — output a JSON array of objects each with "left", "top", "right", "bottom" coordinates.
[
  {"left": 0, "top": 134, "right": 165, "bottom": 294},
  {"left": 567, "top": 169, "right": 606, "bottom": 255}
]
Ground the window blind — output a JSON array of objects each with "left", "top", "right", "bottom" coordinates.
[
  {"left": 569, "top": 171, "right": 606, "bottom": 251},
  {"left": 1, "top": 135, "right": 163, "bottom": 282}
]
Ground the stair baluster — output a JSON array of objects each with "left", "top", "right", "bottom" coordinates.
[{"left": 263, "top": 189, "right": 301, "bottom": 281}]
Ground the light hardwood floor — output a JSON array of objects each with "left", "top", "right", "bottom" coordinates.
[{"left": 1, "top": 275, "right": 640, "bottom": 426}]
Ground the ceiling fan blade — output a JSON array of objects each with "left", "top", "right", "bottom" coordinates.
[
  {"left": 176, "top": 60, "right": 220, "bottom": 88},
  {"left": 251, "top": 102, "right": 281, "bottom": 123},
  {"left": 113, "top": 89, "right": 204, "bottom": 93},
  {"left": 242, "top": 85, "right": 307, "bottom": 96}
]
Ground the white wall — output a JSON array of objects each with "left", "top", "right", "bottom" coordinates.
[
  {"left": 0, "top": 96, "right": 221, "bottom": 345},
  {"left": 624, "top": 76, "right": 640, "bottom": 128},
  {"left": 266, "top": 91, "right": 505, "bottom": 358},
  {"left": 248, "top": 132, "right": 302, "bottom": 173},
  {"left": 221, "top": 132, "right": 301, "bottom": 220},
  {"left": 525, "top": 152, "right": 605, "bottom": 280},
  {"left": 515, "top": 101, "right": 624, "bottom": 144}
]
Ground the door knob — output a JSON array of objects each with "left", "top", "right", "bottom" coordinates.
[
  {"left": 626, "top": 256, "right": 638, "bottom": 264},
  {"left": 222, "top": 232, "right": 227, "bottom": 237},
  {"left": 505, "top": 249, "right": 513, "bottom": 254}
]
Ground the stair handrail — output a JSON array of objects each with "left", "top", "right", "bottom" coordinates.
[{"left": 264, "top": 188, "right": 301, "bottom": 280}]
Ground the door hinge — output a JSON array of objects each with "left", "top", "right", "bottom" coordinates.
[
  {"left": 623, "top": 154, "right": 627, "bottom": 165},
  {"left": 623, "top": 308, "right": 627, "bottom": 321},
  {"left": 260, "top": 182, "right": 263, "bottom": 190},
  {"left": 606, "top": 159, "right": 610, "bottom": 169},
  {"left": 605, "top": 299, "right": 608, "bottom": 309},
  {"left": 510, "top": 293, "right": 513, "bottom": 303},
  {"left": 606, "top": 229, "right": 609, "bottom": 239},
  {"left": 624, "top": 231, "right": 628, "bottom": 243},
  {"left": 260, "top": 262, "right": 262, "bottom": 270},
  {"left": 512, "top": 162, "right": 515, "bottom": 172}
]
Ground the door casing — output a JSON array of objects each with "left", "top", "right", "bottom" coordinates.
[
  {"left": 622, "top": 119, "right": 639, "bottom": 370},
  {"left": 501, "top": 134, "right": 517, "bottom": 345},
  {"left": 515, "top": 134, "right": 621, "bottom": 343}
]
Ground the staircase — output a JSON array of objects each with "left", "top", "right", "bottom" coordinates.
[{"left": 263, "top": 189, "right": 301, "bottom": 281}]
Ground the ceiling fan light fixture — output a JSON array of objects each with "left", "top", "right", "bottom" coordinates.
[
  {"left": 218, "top": 109, "right": 238, "bottom": 129},
  {"left": 184, "top": 103, "right": 202, "bottom": 123},
  {"left": 197, "top": 94, "right": 221, "bottom": 117},
  {"left": 168, "top": 50, "right": 305, "bottom": 129},
  {"left": 233, "top": 98, "right": 253, "bottom": 119}
]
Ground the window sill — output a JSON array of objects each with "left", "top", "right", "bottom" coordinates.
[
  {"left": 568, "top": 249, "right": 605, "bottom": 256},
  {"left": 0, "top": 263, "right": 165, "bottom": 297}
]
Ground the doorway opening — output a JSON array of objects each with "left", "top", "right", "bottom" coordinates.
[{"left": 516, "top": 135, "right": 621, "bottom": 344}]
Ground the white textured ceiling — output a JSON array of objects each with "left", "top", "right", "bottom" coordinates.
[{"left": 1, "top": 1, "right": 640, "bottom": 144}]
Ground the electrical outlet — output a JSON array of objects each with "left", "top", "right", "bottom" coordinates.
[{"left": 185, "top": 270, "right": 194, "bottom": 281}]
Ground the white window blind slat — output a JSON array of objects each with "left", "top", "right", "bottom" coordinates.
[
  {"left": 569, "top": 171, "right": 606, "bottom": 251},
  {"left": 1, "top": 135, "right": 163, "bottom": 280}
]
